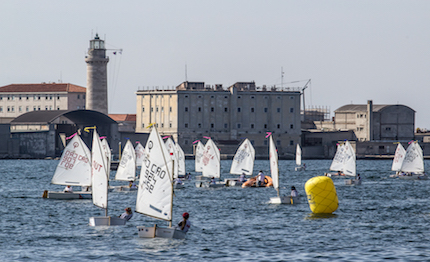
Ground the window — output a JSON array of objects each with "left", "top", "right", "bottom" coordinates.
[
  {"left": 211, "top": 95, "right": 214, "bottom": 98},
  {"left": 77, "top": 94, "right": 80, "bottom": 99},
  {"left": 169, "top": 123, "right": 172, "bottom": 128},
  {"left": 7, "top": 107, "right": 10, "bottom": 112},
  {"left": 185, "top": 123, "right": 188, "bottom": 128},
  {"left": 151, "top": 107, "right": 154, "bottom": 112},
  {"left": 211, "top": 123, "right": 214, "bottom": 128},
  {"left": 0, "top": 107, "right": 2, "bottom": 112},
  {"left": 142, "top": 124, "right": 145, "bottom": 128},
  {"left": 290, "top": 140, "right": 294, "bottom": 146},
  {"left": 38, "top": 96, "right": 41, "bottom": 100},
  {"left": 277, "top": 140, "right": 281, "bottom": 146},
  {"left": 161, "top": 107, "right": 164, "bottom": 112},
  {"left": 264, "top": 108, "right": 268, "bottom": 113},
  {"left": 386, "top": 127, "right": 391, "bottom": 131},
  {"left": 290, "top": 124, "right": 294, "bottom": 129},
  {"left": 224, "top": 123, "right": 228, "bottom": 128},
  {"left": 290, "top": 108, "right": 294, "bottom": 113},
  {"left": 156, "top": 107, "right": 158, "bottom": 112},
  {"left": 198, "top": 123, "right": 202, "bottom": 128},
  {"left": 11, "top": 106, "right": 14, "bottom": 112},
  {"left": 19, "top": 106, "right": 22, "bottom": 112},
  {"left": 264, "top": 140, "right": 267, "bottom": 146},
  {"left": 57, "top": 96, "right": 60, "bottom": 100},
  {"left": 161, "top": 123, "right": 164, "bottom": 128},
  {"left": 264, "top": 124, "right": 267, "bottom": 129},
  {"left": 237, "top": 108, "right": 241, "bottom": 112},
  {"left": 198, "top": 95, "right": 202, "bottom": 98},
  {"left": 290, "top": 96, "right": 294, "bottom": 99},
  {"left": 224, "top": 96, "right": 228, "bottom": 99},
  {"left": 19, "top": 95, "right": 22, "bottom": 100},
  {"left": 33, "top": 106, "right": 36, "bottom": 111},
  {"left": 142, "top": 107, "right": 145, "bottom": 112},
  {"left": 198, "top": 107, "right": 201, "bottom": 112},
  {"left": 238, "top": 96, "right": 241, "bottom": 99},
  {"left": 170, "top": 107, "right": 172, "bottom": 112},
  {"left": 251, "top": 96, "right": 255, "bottom": 99},
  {"left": 251, "top": 108, "right": 254, "bottom": 113},
  {"left": 211, "top": 107, "right": 214, "bottom": 112},
  {"left": 224, "top": 108, "right": 228, "bottom": 112},
  {"left": 45, "top": 106, "right": 48, "bottom": 110},
  {"left": 83, "top": 95, "right": 85, "bottom": 99},
  {"left": 251, "top": 124, "right": 254, "bottom": 129},
  {"left": 26, "top": 106, "right": 29, "bottom": 112},
  {"left": 185, "top": 107, "right": 188, "bottom": 112},
  {"left": 277, "top": 124, "right": 280, "bottom": 129},
  {"left": 185, "top": 95, "right": 188, "bottom": 98},
  {"left": 57, "top": 107, "right": 60, "bottom": 110},
  {"left": 0, "top": 96, "right": 2, "bottom": 100},
  {"left": 26, "top": 96, "right": 29, "bottom": 100},
  {"left": 38, "top": 106, "right": 41, "bottom": 110},
  {"left": 237, "top": 123, "right": 241, "bottom": 128},
  {"left": 277, "top": 108, "right": 280, "bottom": 113}
]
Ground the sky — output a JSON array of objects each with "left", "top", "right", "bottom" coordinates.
[{"left": 1, "top": 1, "right": 430, "bottom": 128}]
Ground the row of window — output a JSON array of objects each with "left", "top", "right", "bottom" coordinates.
[
  {"left": 0, "top": 94, "right": 84, "bottom": 101},
  {"left": 0, "top": 105, "right": 84, "bottom": 112},
  {"left": 143, "top": 94, "right": 296, "bottom": 100},
  {"left": 141, "top": 122, "right": 294, "bottom": 129}
]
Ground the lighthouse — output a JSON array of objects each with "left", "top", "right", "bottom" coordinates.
[{"left": 85, "top": 34, "right": 109, "bottom": 114}]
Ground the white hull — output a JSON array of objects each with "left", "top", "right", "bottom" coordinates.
[
  {"left": 295, "top": 166, "right": 305, "bottom": 171},
  {"left": 195, "top": 181, "right": 225, "bottom": 188},
  {"left": 345, "top": 179, "right": 362, "bottom": 185},
  {"left": 89, "top": 216, "right": 127, "bottom": 226},
  {"left": 224, "top": 178, "right": 243, "bottom": 187},
  {"left": 194, "top": 175, "right": 209, "bottom": 181},
  {"left": 108, "top": 185, "right": 138, "bottom": 192},
  {"left": 137, "top": 226, "right": 186, "bottom": 239},
  {"left": 42, "top": 190, "right": 92, "bottom": 199},
  {"left": 269, "top": 196, "right": 300, "bottom": 204},
  {"left": 324, "top": 173, "right": 348, "bottom": 178},
  {"left": 398, "top": 173, "right": 428, "bottom": 180}
]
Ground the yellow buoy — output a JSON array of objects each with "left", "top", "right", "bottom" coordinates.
[{"left": 305, "top": 176, "right": 338, "bottom": 214}]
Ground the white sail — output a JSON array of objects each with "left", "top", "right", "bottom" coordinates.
[
  {"left": 296, "top": 144, "right": 302, "bottom": 166},
  {"left": 230, "top": 138, "right": 255, "bottom": 175},
  {"left": 136, "top": 127, "right": 173, "bottom": 221},
  {"left": 51, "top": 134, "right": 92, "bottom": 186},
  {"left": 115, "top": 140, "right": 136, "bottom": 181},
  {"left": 269, "top": 136, "right": 279, "bottom": 190},
  {"left": 176, "top": 143, "right": 186, "bottom": 176},
  {"left": 342, "top": 141, "right": 356, "bottom": 177},
  {"left": 195, "top": 141, "right": 204, "bottom": 172},
  {"left": 202, "top": 139, "right": 220, "bottom": 178},
  {"left": 330, "top": 143, "right": 346, "bottom": 172},
  {"left": 101, "top": 138, "right": 111, "bottom": 177},
  {"left": 400, "top": 142, "right": 424, "bottom": 173},
  {"left": 92, "top": 131, "right": 109, "bottom": 209},
  {"left": 391, "top": 143, "right": 406, "bottom": 171},
  {"left": 135, "top": 142, "right": 145, "bottom": 167},
  {"left": 165, "top": 137, "right": 179, "bottom": 179}
]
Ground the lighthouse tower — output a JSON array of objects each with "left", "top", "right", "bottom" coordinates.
[{"left": 85, "top": 34, "right": 109, "bottom": 114}]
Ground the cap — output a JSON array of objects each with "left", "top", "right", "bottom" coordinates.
[{"left": 182, "top": 212, "right": 189, "bottom": 219}]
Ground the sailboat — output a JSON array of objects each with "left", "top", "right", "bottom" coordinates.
[
  {"left": 165, "top": 137, "right": 185, "bottom": 188},
  {"left": 294, "top": 144, "right": 305, "bottom": 171},
  {"left": 195, "top": 138, "right": 224, "bottom": 188},
  {"left": 398, "top": 141, "right": 428, "bottom": 180},
  {"left": 135, "top": 142, "right": 145, "bottom": 167},
  {"left": 225, "top": 138, "right": 255, "bottom": 187},
  {"left": 268, "top": 135, "right": 292, "bottom": 204},
  {"left": 89, "top": 130, "right": 127, "bottom": 226},
  {"left": 136, "top": 127, "right": 187, "bottom": 239},
  {"left": 342, "top": 141, "right": 360, "bottom": 185},
  {"left": 42, "top": 133, "right": 92, "bottom": 199},
  {"left": 390, "top": 143, "right": 406, "bottom": 177},
  {"left": 110, "top": 139, "right": 138, "bottom": 191}
]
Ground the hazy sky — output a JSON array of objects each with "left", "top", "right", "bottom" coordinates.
[{"left": 1, "top": 1, "right": 430, "bottom": 128}]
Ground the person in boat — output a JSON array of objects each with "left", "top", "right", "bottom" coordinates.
[
  {"left": 82, "top": 186, "right": 91, "bottom": 192},
  {"left": 291, "top": 186, "right": 298, "bottom": 197},
  {"left": 64, "top": 185, "right": 73, "bottom": 193},
  {"left": 119, "top": 207, "right": 133, "bottom": 221},
  {"left": 357, "top": 174, "right": 361, "bottom": 181},
  {"left": 239, "top": 173, "right": 247, "bottom": 182},
  {"left": 210, "top": 177, "right": 216, "bottom": 184},
  {"left": 174, "top": 177, "right": 183, "bottom": 185},
  {"left": 185, "top": 172, "right": 191, "bottom": 180},
  {"left": 129, "top": 181, "right": 137, "bottom": 188},
  {"left": 302, "top": 163, "right": 306, "bottom": 170},
  {"left": 257, "top": 170, "right": 265, "bottom": 186},
  {"left": 337, "top": 171, "right": 345, "bottom": 176},
  {"left": 177, "top": 212, "right": 191, "bottom": 233}
]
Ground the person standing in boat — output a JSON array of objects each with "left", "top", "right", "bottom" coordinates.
[
  {"left": 291, "top": 186, "right": 298, "bottom": 197},
  {"left": 119, "top": 207, "right": 133, "bottom": 221},
  {"left": 64, "top": 185, "right": 73, "bottom": 193},
  {"left": 177, "top": 212, "right": 191, "bottom": 233},
  {"left": 257, "top": 170, "right": 265, "bottom": 186}
]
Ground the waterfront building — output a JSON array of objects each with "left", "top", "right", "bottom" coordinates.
[
  {"left": 136, "top": 81, "right": 302, "bottom": 157},
  {"left": 0, "top": 83, "right": 86, "bottom": 123},
  {"left": 315, "top": 100, "right": 415, "bottom": 142}
]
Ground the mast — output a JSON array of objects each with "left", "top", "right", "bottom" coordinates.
[{"left": 170, "top": 153, "right": 174, "bottom": 228}]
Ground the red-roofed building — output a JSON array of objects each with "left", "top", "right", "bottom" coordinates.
[
  {"left": 109, "top": 114, "right": 136, "bottom": 132},
  {"left": 0, "top": 83, "right": 86, "bottom": 122}
]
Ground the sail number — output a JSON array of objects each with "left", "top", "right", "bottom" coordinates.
[
  {"left": 59, "top": 150, "right": 89, "bottom": 170},
  {"left": 142, "top": 159, "right": 166, "bottom": 193}
]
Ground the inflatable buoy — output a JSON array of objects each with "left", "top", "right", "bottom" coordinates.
[{"left": 305, "top": 176, "right": 338, "bottom": 214}]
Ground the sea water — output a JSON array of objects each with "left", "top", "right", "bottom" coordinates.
[{"left": 1, "top": 159, "right": 429, "bottom": 261}]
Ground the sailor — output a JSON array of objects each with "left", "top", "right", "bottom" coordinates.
[
  {"left": 291, "top": 186, "right": 298, "bottom": 197},
  {"left": 64, "top": 185, "right": 73, "bottom": 193},
  {"left": 210, "top": 177, "right": 216, "bottom": 184},
  {"left": 175, "top": 177, "right": 183, "bottom": 185},
  {"left": 257, "top": 170, "right": 265, "bottom": 186},
  {"left": 357, "top": 174, "right": 361, "bottom": 180},
  {"left": 177, "top": 212, "right": 191, "bottom": 233},
  {"left": 119, "top": 207, "right": 133, "bottom": 221},
  {"left": 129, "top": 181, "right": 137, "bottom": 188},
  {"left": 239, "top": 173, "right": 247, "bottom": 182}
]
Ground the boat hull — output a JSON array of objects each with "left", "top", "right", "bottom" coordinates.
[
  {"left": 398, "top": 174, "right": 428, "bottom": 180},
  {"left": 108, "top": 186, "right": 138, "bottom": 192},
  {"left": 224, "top": 178, "right": 244, "bottom": 187},
  {"left": 295, "top": 166, "right": 305, "bottom": 171},
  {"left": 269, "top": 196, "right": 298, "bottom": 204},
  {"left": 89, "top": 216, "right": 127, "bottom": 226},
  {"left": 345, "top": 179, "right": 362, "bottom": 185},
  {"left": 42, "top": 190, "right": 92, "bottom": 199},
  {"left": 195, "top": 181, "right": 225, "bottom": 188},
  {"left": 137, "top": 226, "right": 186, "bottom": 239}
]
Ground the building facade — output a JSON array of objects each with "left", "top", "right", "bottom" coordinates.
[
  {"left": 136, "top": 81, "right": 302, "bottom": 157},
  {"left": 0, "top": 83, "right": 86, "bottom": 123}
]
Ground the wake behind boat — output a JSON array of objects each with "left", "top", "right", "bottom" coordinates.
[{"left": 42, "top": 133, "right": 92, "bottom": 200}]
